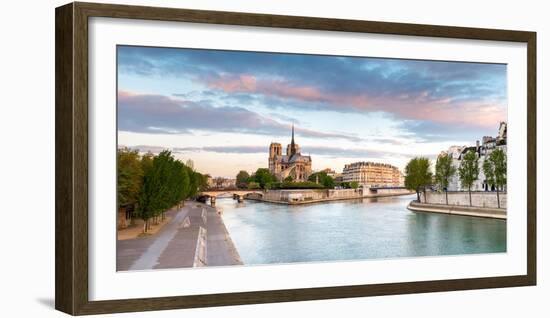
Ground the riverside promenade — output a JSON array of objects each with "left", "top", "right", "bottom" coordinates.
[
  {"left": 117, "top": 201, "right": 242, "bottom": 271},
  {"left": 407, "top": 201, "right": 507, "bottom": 219},
  {"left": 247, "top": 188, "right": 413, "bottom": 205}
]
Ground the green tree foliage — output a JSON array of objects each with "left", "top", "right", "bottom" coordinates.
[
  {"left": 252, "top": 168, "right": 277, "bottom": 189},
  {"left": 435, "top": 154, "right": 457, "bottom": 205},
  {"left": 140, "top": 152, "right": 154, "bottom": 175},
  {"left": 483, "top": 148, "right": 506, "bottom": 208},
  {"left": 118, "top": 150, "right": 208, "bottom": 233},
  {"left": 308, "top": 171, "right": 335, "bottom": 189},
  {"left": 338, "top": 182, "right": 350, "bottom": 189},
  {"left": 458, "top": 150, "right": 479, "bottom": 206},
  {"left": 350, "top": 181, "right": 359, "bottom": 189},
  {"left": 187, "top": 169, "right": 208, "bottom": 198},
  {"left": 236, "top": 170, "right": 250, "bottom": 189},
  {"left": 117, "top": 148, "right": 143, "bottom": 208},
  {"left": 404, "top": 157, "right": 433, "bottom": 202},
  {"left": 247, "top": 181, "right": 261, "bottom": 190},
  {"left": 284, "top": 175, "right": 294, "bottom": 182}
]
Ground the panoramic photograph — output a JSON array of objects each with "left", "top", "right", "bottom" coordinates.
[{"left": 116, "top": 45, "right": 507, "bottom": 271}]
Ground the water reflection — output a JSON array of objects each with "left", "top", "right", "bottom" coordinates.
[{"left": 218, "top": 195, "right": 506, "bottom": 265}]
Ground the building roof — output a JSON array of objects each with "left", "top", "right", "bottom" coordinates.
[{"left": 287, "top": 153, "right": 311, "bottom": 163}]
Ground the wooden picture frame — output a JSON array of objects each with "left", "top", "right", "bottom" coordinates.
[{"left": 55, "top": 2, "right": 536, "bottom": 315}]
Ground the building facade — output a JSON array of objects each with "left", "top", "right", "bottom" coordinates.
[
  {"left": 342, "top": 161, "right": 403, "bottom": 188},
  {"left": 210, "top": 177, "right": 236, "bottom": 189},
  {"left": 269, "top": 125, "right": 312, "bottom": 182},
  {"left": 445, "top": 122, "right": 507, "bottom": 191}
]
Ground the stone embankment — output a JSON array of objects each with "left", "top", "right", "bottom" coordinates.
[
  {"left": 407, "top": 201, "right": 506, "bottom": 219},
  {"left": 247, "top": 188, "right": 413, "bottom": 205},
  {"left": 419, "top": 191, "right": 506, "bottom": 209}
]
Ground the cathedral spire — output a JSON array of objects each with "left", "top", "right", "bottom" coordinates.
[{"left": 290, "top": 124, "right": 297, "bottom": 156}]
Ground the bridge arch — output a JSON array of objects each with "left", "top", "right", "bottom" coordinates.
[{"left": 198, "top": 190, "right": 264, "bottom": 206}]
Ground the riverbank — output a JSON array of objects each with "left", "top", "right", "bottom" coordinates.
[
  {"left": 117, "top": 201, "right": 242, "bottom": 271},
  {"left": 407, "top": 201, "right": 507, "bottom": 219},
  {"left": 247, "top": 188, "right": 413, "bottom": 205}
]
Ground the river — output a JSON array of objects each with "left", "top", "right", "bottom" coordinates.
[{"left": 217, "top": 195, "right": 506, "bottom": 265}]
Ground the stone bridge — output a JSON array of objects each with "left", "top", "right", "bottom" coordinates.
[{"left": 199, "top": 190, "right": 264, "bottom": 206}]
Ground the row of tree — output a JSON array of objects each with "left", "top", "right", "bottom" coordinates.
[
  {"left": 236, "top": 168, "right": 277, "bottom": 189},
  {"left": 405, "top": 148, "right": 507, "bottom": 207},
  {"left": 117, "top": 149, "right": 208, "bottom": 232},
  {"left": 235, "top": 169, "right": 359, "bottom": 190}
]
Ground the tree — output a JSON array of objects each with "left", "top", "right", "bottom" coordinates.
[
  {"left": 435, "top": 153, "right": 456, "bottom": 205},
  {"left": 350, "top": 181, "right": 359, "bottom": 189},
  {"left": 247, "top": 181, "right": 261, "bottom": 190},
  {"left": 404, "top": 157, "right": 433, "bottom": 202},
  {"left": 308, "top": 172, "right": 335, "bottom": 189},
  {"left": 140, "top": 152, "right": 154, "bottom": 185},
  {"left": 117, "top": 148, "right": 143, "bottom": 209},
  {"left": 339, "top": 182, "right": 351, "bottom": 189},
  {"left": 236, "top": 170, "right": 250, "bottom": 189},
  {"left": 123, "top": 150, "right": 206, "bottom": 233},
  {"left": 253, "top": 168, "right": 277, "bottom": 189},
  {"left": 483, "top": 148, "right": 506, "bottom": 208},
  {"left": 458, "top": 150, "right": 479, "bottom": 206},
  {"left": 137, "top": 151, "right": 173, "bottom": 232},
  {"left": 178, "top": 163, "right": 190, "bottom": 207},
  {"left": 284, "top": 175, "right": 294, "bottom": 182},
  {"left": 492, "top": 148, "right": 507, "bottom": 194},
  {"left": 188, "top": 170, "right": 206, "bottom": 198},
  {"left": 196, "top": 172, "right": 208, "bottom": 192}
]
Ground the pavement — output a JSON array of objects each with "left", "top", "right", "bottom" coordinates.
[{"left": 117, "top": 201, "right": 242, "bottom": 271}]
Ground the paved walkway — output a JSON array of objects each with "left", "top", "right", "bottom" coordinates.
[
  {"left": 206, "top": 207, "right": 242, "bottom": 266},
  {"left": 117, "top": 201, "right": 242, "bottom": 271},
  {"left": 129, "top": 206, "right": 191, "bottom": 270}
]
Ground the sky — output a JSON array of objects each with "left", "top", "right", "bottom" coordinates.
[{"left": 117, "top": 45, "right": 507, "bottom": 178}]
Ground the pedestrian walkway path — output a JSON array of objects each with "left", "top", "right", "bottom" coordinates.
[
  {"left": 129, "top": 205, "right": 191, "bottom": 270},
  {"left": 117, "top": 201, "right": 243, "bottom": 271}
]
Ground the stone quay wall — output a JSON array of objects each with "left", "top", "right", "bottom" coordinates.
[
  {"left": 419, "top": 191, "right": 507, "bottom": 209},
  {"left": 365, "top": 188, "right": 413, "bottom": 197},
  {"left": 257, "top": 188, "right": 362, "bottom": 203}
]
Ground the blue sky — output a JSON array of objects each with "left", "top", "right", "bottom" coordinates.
[{"left": 117, "top": 45, "right": 507, "bottom": 177}]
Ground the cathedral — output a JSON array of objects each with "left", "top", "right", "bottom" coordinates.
[{"left": 268, "top": 125, "right": 312, "bottom": 182}]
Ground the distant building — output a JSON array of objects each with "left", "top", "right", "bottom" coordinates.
[
  {"left": 342, "top": 161, "right": 403, "bottom": 188},
  {"left": 206, "top": 175, "right": 214, "bottom": 188},
  {"left": 210, "top": 177, "right": 236, "bottom": 189},
  {"left": 321, "top": 168, "right": 337, "bottom": 178},
  {"left": 269, "top": 125, "right": 312, "bottom": 182},
  {"left": 445, "top": 122, "right": 507, "bottom": 191}
]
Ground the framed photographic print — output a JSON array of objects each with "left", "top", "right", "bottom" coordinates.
[{"left": 55, "top": 2, "right": 536, "bottom": 315}]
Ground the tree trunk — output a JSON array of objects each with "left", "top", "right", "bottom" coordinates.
[
  {"left": 496, "top": 188, "right": 500, "bottom": 208},
  {"left": 468, "top": 186, "right": 472, "bottom": 206},
  {"left": 416, "top": 189, "right": 420, "bottom": 202},
  {"left": 445, "top": 189, "right": 448, "bottom": 205}
]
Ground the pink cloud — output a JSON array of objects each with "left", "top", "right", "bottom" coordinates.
[{"left": 205, "top": 75, "right": 506, "bottom": 129}]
